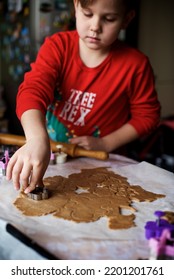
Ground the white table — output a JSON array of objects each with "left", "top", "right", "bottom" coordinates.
[{"left": 0, "top": 154, "right": 173, "bottom": 260}]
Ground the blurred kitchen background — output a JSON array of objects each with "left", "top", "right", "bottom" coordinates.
[{"left": 0, "top": 0, "right": 174, "bottom": 171}]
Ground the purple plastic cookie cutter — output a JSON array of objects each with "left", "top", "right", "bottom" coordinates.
[
  {"left": 0, "top": 150, "right": 10, "bottom": 176},
  {"left": 149, "top": 229, "right": 174, "bottom": 259},
  {"left": 145, "top": 210, "right": 174, "bottom": 240}
]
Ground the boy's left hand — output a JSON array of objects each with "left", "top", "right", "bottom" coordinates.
[{"left": 69, "top": 136, "right": 107, "bottom": 151}]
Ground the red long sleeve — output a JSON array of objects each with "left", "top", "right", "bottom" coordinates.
[{"left": 16, "top": 30, "right": 160, "bottom": 141}]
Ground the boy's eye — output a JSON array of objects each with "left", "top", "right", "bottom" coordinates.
[
  {"left": 81, "top": 8, "right": 117, "bottom": 22},
  {"left": 83, "top": 12, "right": 92, "bottom": 17},
  {"left": 84, "top": 13, "right": 92, "bottom": 17},
  {"left": 104, "top": 16, "right": 117, "bottom": 22},
  {"left": 105, "top": 18, "right": 116, "bottom": 22},
  {"left": 82, "top": 8, "right": 92, "bottom": 17}
]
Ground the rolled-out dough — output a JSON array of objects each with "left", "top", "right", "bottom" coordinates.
[{"left": 14, "top": 167, "right": 165, "bottom": 229}]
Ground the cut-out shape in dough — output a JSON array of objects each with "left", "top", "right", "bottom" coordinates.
[
  {"left": 13, "top": 167, "right": 165, "bottom": 230},
  {"left": 75, "top": 187, "right": 89, "bottom": 194}
]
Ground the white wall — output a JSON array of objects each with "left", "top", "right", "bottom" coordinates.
[{"left": 138, "top": 0, "right": 174, "bottom": 118}]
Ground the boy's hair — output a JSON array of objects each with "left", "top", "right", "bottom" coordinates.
[{"left": 77, "top": 0, "right": 138, "bottom": 12}]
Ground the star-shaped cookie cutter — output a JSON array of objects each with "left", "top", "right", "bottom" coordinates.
[{"left": 27, "top": 185, "right": 49, "bottom": 200}]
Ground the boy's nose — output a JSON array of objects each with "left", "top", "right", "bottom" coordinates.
[{"left": 90, "top": 16, "right": 102, "bottom": 33}]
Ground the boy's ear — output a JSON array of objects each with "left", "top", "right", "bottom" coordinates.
[
  {"left": 73, "top": 0, "right": 78, "bottom": 16},
  {"left": 122, "top": 10, "right": 136, "bottom": 29},
  {"left": 73, "top": 0, "right": 78, "bottom": 8}
]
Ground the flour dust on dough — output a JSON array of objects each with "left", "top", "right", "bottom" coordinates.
[{"left": 13, "top": 167, "right": 165, "bottom": 230}]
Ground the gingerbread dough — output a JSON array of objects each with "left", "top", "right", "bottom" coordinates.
[{"left": 14, "top": 167, "right": 165, "bottom": 230}]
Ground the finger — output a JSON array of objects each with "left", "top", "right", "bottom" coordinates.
[
  {"left": 11, "top": 162, "right": 23, "bottom": 190},
  {"left": 77, "top": 142, "right": 86, "bottom": 148},
  {"left": 20, "top": 163, "right": 33, "bottom": 191},
  {"left": 6, "top": 156, "right": 17, "bottom": 181},
  {"left": 24, "top": 167, "right": 44, "bottom": 194},
  {"left": 69, "top": 137, "right": 85, "bottom": 147},
  {"left": 24, "top": 184, "right": 36, "bottom": 194},
  {"left": 37, "top": 178, "right": 44, "bottom": 187},
  {"left": 69, "top": 137, "right": 82, "bottom": 144}
]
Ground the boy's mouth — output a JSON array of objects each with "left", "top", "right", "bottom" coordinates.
[{"left": 87, "top": 36, "right": 100, "bottom": 41}]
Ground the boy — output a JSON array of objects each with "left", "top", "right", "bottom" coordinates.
[{"left": 7, "top": 0, "right": 160, "bottom": 193}]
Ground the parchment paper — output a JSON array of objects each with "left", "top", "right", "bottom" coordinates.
[{"left": 0, "top": 154, "right": 173, "bottom": 260}]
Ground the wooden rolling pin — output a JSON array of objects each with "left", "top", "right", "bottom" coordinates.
[{"left": 0, "top": 133, "right": 109, "bottom": 160}]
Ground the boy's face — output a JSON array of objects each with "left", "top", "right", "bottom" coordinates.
[{"left": 74, "top": 0, "right": 134, "bottom": 51}]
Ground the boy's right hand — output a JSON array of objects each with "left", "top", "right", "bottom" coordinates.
[{"left": 6, "top": 136, "right": 51, "bottom": 193}]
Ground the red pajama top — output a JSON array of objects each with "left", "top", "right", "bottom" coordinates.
[{"left": 16, "top": 30, "right": 160, "bottom": 143}]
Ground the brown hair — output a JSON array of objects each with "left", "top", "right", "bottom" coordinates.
[{"left": 77, "top": 0, "right": 138, "bottom": 12}]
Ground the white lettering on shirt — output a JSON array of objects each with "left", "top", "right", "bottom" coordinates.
[
  {"left": 74, "top": 107, "right": 91, "bottom": 126},
  {"left": 59, "top": 89, "right": 96, "bottom": 126}
]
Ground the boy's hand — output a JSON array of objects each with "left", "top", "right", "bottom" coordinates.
[
  {"left": 6, "top": 136, "right": 50, "bottom": 193},
  {"left": 69, "top": 136, "right": 107, "bottom": 151}
]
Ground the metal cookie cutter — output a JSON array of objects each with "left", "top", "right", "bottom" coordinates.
[{"left": 27, "top": 185, "right": 49, "bottom": 201}]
